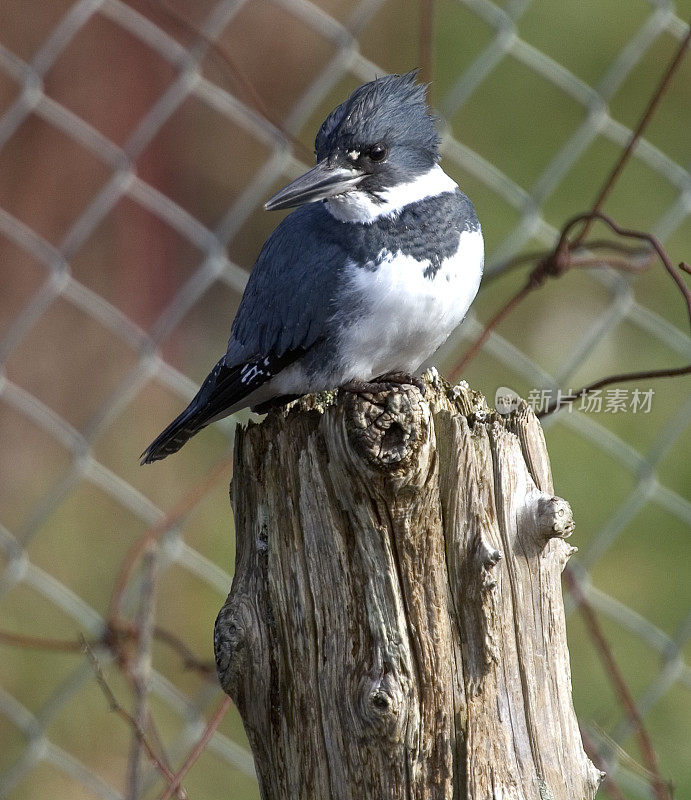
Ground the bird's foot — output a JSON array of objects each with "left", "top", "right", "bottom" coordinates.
[
  {"left": 375, "top": 371, "right": 427, "bottom": 397},
  {"left": 341, "top": 372, "right": 426, "bottom": 399}
]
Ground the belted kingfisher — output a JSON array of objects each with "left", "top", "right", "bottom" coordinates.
[{"left": 141, "top": 71, "right": 483, "bottom": 464}]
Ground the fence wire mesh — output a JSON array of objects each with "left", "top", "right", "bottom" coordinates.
[{"left": 0, "top": 1, "right": 689, "bottom": 798}]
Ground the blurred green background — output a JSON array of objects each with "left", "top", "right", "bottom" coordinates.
[{"left": 0, "top": 0, "right": 689, "bottom": 798}]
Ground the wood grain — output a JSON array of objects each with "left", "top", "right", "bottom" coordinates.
[{"left": 215, "top": 374, "right": 602, "bottom": 799}]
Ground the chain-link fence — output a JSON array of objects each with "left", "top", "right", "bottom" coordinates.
[{"left": 0, "top": 1, "right": 689, "bottom": 798}]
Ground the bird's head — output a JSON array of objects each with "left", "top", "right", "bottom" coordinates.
[{"left": 265, "top": 72, "right": 442, "bottom": 220}]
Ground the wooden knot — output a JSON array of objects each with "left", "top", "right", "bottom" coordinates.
[
  {"left": 465, "top": 534, "right": 502, "bottom": 673},
  {"left": 478, "top": 541, "right": 503, "bottom": 591},
  {"left": 343, "top": 387, "right": 426, "bottom": 471},
  {"left": 213, "top": 600, "right": 248, "bottom": 696},
  {"left": 535, "top": 494, "right": 575, "bottom": 539},
  {"left": 357, "top": 672, "right": 406, "bottom": 742}
]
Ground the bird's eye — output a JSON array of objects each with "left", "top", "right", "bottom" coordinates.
[{"left": 368, "top": 143, "right": 388, "bottom": 162}]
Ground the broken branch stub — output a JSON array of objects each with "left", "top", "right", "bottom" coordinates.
[{"left": 214, "top": 375, "right": 602, "bottom": 799}]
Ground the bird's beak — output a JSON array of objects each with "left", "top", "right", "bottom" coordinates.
[{"left": 264, "top": 160, "right": 365, "bottom": 211}]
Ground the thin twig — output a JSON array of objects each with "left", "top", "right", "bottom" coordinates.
[
  {"left": 451, "top": 209, "right": 690, "bottom": 410},
  {"left": 564, "top": 570, "right": 672, "bottom": 800},
  {"left": 590, "top": 722, "right": 669, "bottom": 784},
  {"left": 575, "top": 26, "right": 691, "bottom": 245},
  {"left": 153, "top": 626, "right": 215, "bottom": 676},
  {"left": 108, "top": 453, "right": 233, "bottom": 622},
  {"left": 156, "top": 696, "right": 232, "bottom": 800},
  {"left": 488, "top": 240, "right": 653, "bottom": 283},
  {"left": 450, "top": 281, "right": 535, "bottom": 377},
  {"left": 536, "top": 211, "right": 691, "bottom": 414},
  {"left": 568, "top": 254, "right": 652, "bottom": 273},
  {"left": 127, "top": 546, "right": 159, "bottom": 800},
  {"left": 81, "top": 636, "right": 187, "bottom": 798},
  {"left": 0, "top": 624, "right": 212, "bottom": 681},
  {"left": 419, "top": 0, "right": 435, "bottom": 87},
  {"left": 559, "top": 212, "right": 691, "bottom": 327},
  {"left": 577, "top": 239, "right": 653, "bottom": 258},
  {"left": 451, "top": 30, "right": 690, "bottom": 399},
  {"left": 144, "top": 709, "right": 179, "bottom": 780},
  {"left": 0, "top": 629, "right": 86, "bottom": 651},
  {"left": 538, "top": 364, "right": 690, "bottom": 418},
  {"left": 579, "top": 725, "right": 627, "bottom": 800}
]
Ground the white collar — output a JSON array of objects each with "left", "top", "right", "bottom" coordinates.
[{"left": 325, "top": 164, "right": 458, "bottom": 224}]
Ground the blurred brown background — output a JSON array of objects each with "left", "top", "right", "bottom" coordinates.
[{"left": 0, "top": 1, "right": 689, "bottom": 798}]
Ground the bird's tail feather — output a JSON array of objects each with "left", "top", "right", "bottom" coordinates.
[
  {"left": 140, "top": 401, "right": 209, "bottom": 464},
  {"left": 140, "top": 356, "right": 245, "bottom": 464},
  {"left": 140, "top": 349, "right": 304, "bottom": 464}
]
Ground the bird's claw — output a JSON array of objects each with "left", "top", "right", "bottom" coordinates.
[
  {"left": 341, "top": 372, "right": 426, "bottom": 399},
  {"left": 376, "top": 371, "right": 427, "bottom": 397}
]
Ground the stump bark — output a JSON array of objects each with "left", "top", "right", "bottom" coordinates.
[{"left": 214, "top": 374, "right": 602, "bottom": 800}]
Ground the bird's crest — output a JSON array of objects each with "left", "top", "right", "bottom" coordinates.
[{"left": 315, "top": 71, "right": 439, "bottom": 161}]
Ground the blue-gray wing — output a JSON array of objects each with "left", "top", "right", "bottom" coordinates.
[
  {"left": 142, "top": 206, "right": 348, "bottom": 463},
  {"left": 227, "top": 203, "right": 347, "bottom": 364}
]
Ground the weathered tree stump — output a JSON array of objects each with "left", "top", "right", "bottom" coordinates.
[{"left": 214, "top": 373, "right": 602, "bottom": 800}]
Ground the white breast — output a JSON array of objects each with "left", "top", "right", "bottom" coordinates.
[{"left": 334, "top": 227, "right": 484, "bottom": 379}]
